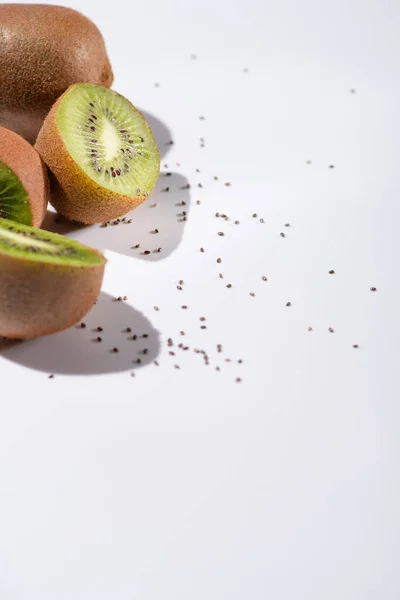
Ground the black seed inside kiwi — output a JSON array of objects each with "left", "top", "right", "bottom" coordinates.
[{"left": 0, "top": 161, "right": 32, "bottom": 226}]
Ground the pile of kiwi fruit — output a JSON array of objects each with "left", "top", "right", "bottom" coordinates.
[{"left": 0, "top": 4, "right": 160, "bottom": 339}]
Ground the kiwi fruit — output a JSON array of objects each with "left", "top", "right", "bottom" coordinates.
[
  {"left": 35, "top": 83, "right": 160, "bottom": 224},
  {"left": 0, "top": 4, "right": 113, "bottom": 143},
  {"left": 0, "top": 218, "right": 106, "bottom": 339},
  {"left": 0, "top": 126, "right": 49, "bottom": 227}
]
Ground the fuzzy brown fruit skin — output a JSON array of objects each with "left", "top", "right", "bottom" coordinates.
[
  {"left": 0, "top": 4, "right": 113, "bottom": 144},
  {"left": 35, "top": 88, "right": 160, "bottom": 224},
  {"left": 0, "top": 251, "right": 106, "bottom": 339},
  {"left": 0, "top": 126, "right": 49, "bottom": 227}
]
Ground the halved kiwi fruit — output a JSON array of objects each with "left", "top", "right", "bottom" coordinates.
[
  {"left": 35, "top": 84, "right": 160, "bottom": 224},
  {"left": 0, "top": 218, "right": 106, "bottom": 339},
  {"left": 0, "top": 126, "right": 49, "bottom": 227},
  {"left": 0, "top": 4, "right": 113, "bottom": 143}
]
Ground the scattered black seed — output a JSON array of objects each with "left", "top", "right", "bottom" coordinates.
[
  {"left": 126, "top": 328, "right": 132, "bottom": 333},
  {"left": 198, "top": 183, "right": 203, "bottom": 188},
  {"left": 178, "top": 280, "right": 184, "bottom": 285},
  {"left": 117, "top": 296, "right": 123, "bottom": 301},
  {"left": 216, "top": 366, "right": 220, "bottom": 371},
  {"left": 218, "top": 232, "right": 225, "bottom": 236},
  {"left": 285, "top": 223, "right": 290, "bottom": 227},
  {"left": 200, "top": 247, "right": 205, "bottom": 253},
  {"left": 182, "top": 211, "right": 187, "bottom": 216},
  {"left": 329, "top": 327, "right": 334, "bottom": 333},
  {"left": 79, "top": 323, "right": 86, "bottom": 329},
  {"left": 154, "top": 361, "right": 159, "bottom": 366},
  {"left": 169, "top": 351, "right": 175, "bottom": 356},
  {"left": 131, "top": 372, "right": 135, "bottom": 377},
  {"left": 133, "top": 244, "right": 140, "bottom": 249},
  {"left": 177, "top": 285, "right": 183, "bottom": 290},
  {"left": 219, "top": 273, "right": 223, "bottom": 278},
  {"left": 96, "top": 337, "right": 102, "bottom": 342},
  {"left": 236, "top": 378, "right": 242, "bottom": 383},
  {"left": 308, "top": 327, "right": 313, "bottom": 332},
  {"left": 178, "top": 343, "right": 184, "bottom": 349},
  {"left": 101, "top": 223, "right": 108, "bottom": 228},
  {"left": 141, "top": 349, "right": 148, "bottom": 355},
  {"left": 226, "top": 284, "right": 232, "bottom": 288},
  {"left": 142, "top": 334, "right": 149, "bottom": 339},
  {"left": 217, "top": 258, "right": 222, "bottom": 263},
  {"left": 280, "top": 232, "right": 286, "bottom": 237},
  {"left": 151, "top": 228, "right": 159, "bottom": 234},
  {"left": 214, "top": 176, "right": 219, "bottom": 180},
  {"left": 225, "top": 358, "right": 232, "bottom": 363},
  {"left": 259, "top": 218, "right": 265, "bottom": 223},
  {"left": 181, "top": 305, "right": 188, "bottom": 309},
  {"left": 97, "top": 326, "right": 103, "bottom": 332},
  {"left": 154, "top": 306, "right": 159, "bottom": 311},
  {"left": 112, "top": 347, "right": 119, "bottom": 353},
  {"left": 353, "top": 344, "right": 359, "bottom": 348},
  {"left": 136, "top": 358, "right": 142, "bottom": 364},
  {"left": 199, "top": 116, "right": 205, "bottom": 120},
  {"left": 132, "top": 335, "right": 137, "bottom": 340},
  {"left": 250, "top": 292, "right": 255, "bottom": 297},
  {"left": 370, "top": 287, "right": 377, "bottom": 292},
  {"left": 200, "top": 325, "right": 207, "bottom": 329},
  {"left": 238, "top": 359, "right": 243, "bottom": 364},
  {"left": 157, "top": 248, "right": 162, "bottom": 253},
  {"left": 180, "top": 331, "right": 185, "bottom": 336},
  {"left": 174, "top": 364, "right": 180, "bottom": 369},
  {"left": 162, "top": 187, "right": 170, "bottom": 192},
  {"left": 166, "top": 140, "right": 174, "bottom": 145},
  {"left": 286, "top": 302, "right": 291, "bottom": 307},
  {"left": 329, "top": 270, "right": 335, "bottom": 274},
  {"left": 262, "top": 276, "right": 268, "bottom": 281},
  {"left": 196, "top": 200, "right": 201, "bottom": 205},
  {"left": 235, "top": 220, "right": 240, "bottom": 225},
  {"left": 123, "top": 296, "right": 128, "bottom": 301},
  {"left": 329, "top": 165, "right": 335, "bottom": 169},
  {"left": 252, "top": 213, "right": 258, "bottom": 218},
  {"left": 217, "top": 344, "right": 222, "bottom": 352},
  {"left": 200, "top": 317, "right": 206, "bottom": 321},
  {"left": 167, "top": 338, "right": 173, "bottom": 346},
  {"left": 181, "top": 184, "right": 191, "bottom": 190},
  {"left": 143, "top": 250, "right": 151, "bottom": 255},
  {"left": 215, "top": 212, "right": 220, "bottom": 217},
  {"left": 225, "top": 182, "right": 231, "bottom": 187}
]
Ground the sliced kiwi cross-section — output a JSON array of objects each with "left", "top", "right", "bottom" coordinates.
[
  {"left": 35, "top": 84, "right": 160, "bottom": 224},
  {"left": 0, "top": 160, "right": 32, "bottom": 225},
  {"left": 0, "top": 218, "right": 106, "bottom": 339},
  {"left": 0, "top": 126, "right": 49, "bottom": 227}
]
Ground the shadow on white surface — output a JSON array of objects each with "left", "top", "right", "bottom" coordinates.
[
  {"left": 0, "top": 292, "right": 160, "bottom": 375},
  {"left": 140, "top": 109, "right": 173, "bottom": 158},
  {"left": 42, "top": 171, "right": 191, "bottom": 261}
]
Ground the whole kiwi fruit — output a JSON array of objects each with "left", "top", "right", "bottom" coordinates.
[
  {"left": 0, "top": 218, "right": 106, "bottom": 339},
  {"left": 0, "top": 126, "right": 49, "bottom": 227},
  {"left": 0, "top": 4, "right": 113, "bottom": 143},
  {"left": 35, "top": 83, "right": 160, "bottom": 224}
]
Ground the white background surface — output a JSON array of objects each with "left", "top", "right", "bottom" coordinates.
[{"left": 1, "top": 0, "right": 399, "bottom": 597}]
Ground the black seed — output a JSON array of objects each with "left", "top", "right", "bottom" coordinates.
[
  {"left": 262, "top": 276, "right": 268, "bottom": 281},
  {"left": 96, "top": 337, "right": 102, "bottom": 342},
  {"left": 143, "top": 250, "right": 151, "bottom": 255},
  {"left": 236, "top": 378, "right": 242, "bottom": 383},
  {"left": 218, "top": 232, "right": 224, "bottom": 236},
  {"left": 235, "top": 220, "right": 240, "bottom": 224},
  {"left": 226, "top": 284, "right": 232, "bottom": 288},
  {"left": 308, "top": 327, "right": 313, "bottom": 332},
  {"left": 250, "top": 292, "right": 255, "bottom": 297},
  {"left": 181, "top": 305, "right": 188, "bottom": 309},
  {"left": 142, "top": 334, "right": 149, "bottom": 338},
  {"left": 97, "top": 327, "right": 103, "bottom": 332},
  {"left": 370, "top": 287, "right": 377, "bottom": 291},
  {"left": 285, "top": 223, "right": 290, "bottom": 227},
  {"left": 286, "top": 302, "right": 291, "bottom": 307},
  {"left": 252, "top": 213, "right": 257, "bottom": 218},
  {"left": 112, "top": 348, "right": 119, "bottom": 353},
  {"left": 177, "top": 285, "right": 182, "bottom": 290},
  {"left": 200, "top": 248, "right": 205, "bottom": 252},
  {"left": 200, "top": 325, "right": 207, "bottom": 329},
  {"left": 154, "top": 361, "right": 159, "bottom": 366},
  {"left": 196, "top": 200, "right": 201, "bottom": 205},
  {"left": 180, "top": 331, "right": 185, "bottom": 336},
  {"left": 353, "top": 344, "right": 359, "bottom": 348},
  {"left": 154, "top": 306, "right": 159, "bottom": 311},
  {"left": 217, "top": 258, "right": 222, "bottom": 263},
  {"left": 219, "top": 273, "right": 223, "bottom": 278},
  {"left": 260, "top": 218, "right": 265, "bottom": 223},
  {"left": 280, "top": 232, "right": 286, "bottom": 237},
  {"left": 329, "top": 270, "right": 335, "bottom": 274},
  {"left": 48, "top": 374, "right": 54, "bottom": 379},
  {"left": 329, "top": 327, "right": 334, "bottom": 333},
  {"left": 79, "top": 323, "right": 86, "bottom": 328}
]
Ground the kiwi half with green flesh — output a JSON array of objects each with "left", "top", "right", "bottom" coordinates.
[
  {"left": 0, "top": 218, "right": 106, "bottom": 339},
  {"left": 35, "top": 84, "right": 160, "bottom": 224},
  {"left": 0, "top": 127, "right": 49, "bottom": 227},
  {"left": 0, "top": 4, "right": 113, "bottom": 144}
]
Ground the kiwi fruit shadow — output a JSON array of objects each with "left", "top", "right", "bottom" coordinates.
[
  {"left": 0, "top": 292, "right": 160, "bottom": 376},
  {"left": 43, "top": 171, "right": 191, "bottom": 261}
]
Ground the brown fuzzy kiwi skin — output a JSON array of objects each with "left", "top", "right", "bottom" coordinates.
[
  {"left": 0, "top": 249, "right": 106, "bottom": 339},
  {"left": 0, "top": 4, "right": 113, "bottom": 144},
  {"left": 0, "top": 127, "right": 49, "bottom": 227},
  {"left": 35, "top": 88, "right": 160, "bottom": 225}
]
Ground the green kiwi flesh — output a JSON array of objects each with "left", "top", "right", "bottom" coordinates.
[
  {"left": 57, "top": 84, "right": 159, "bottom": 195},
  {"left": 0, "top": 160, "right": 32, "bottom": 225},
  {"left": 0, "top": 218, "right": 104, "bottom": 267}
]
